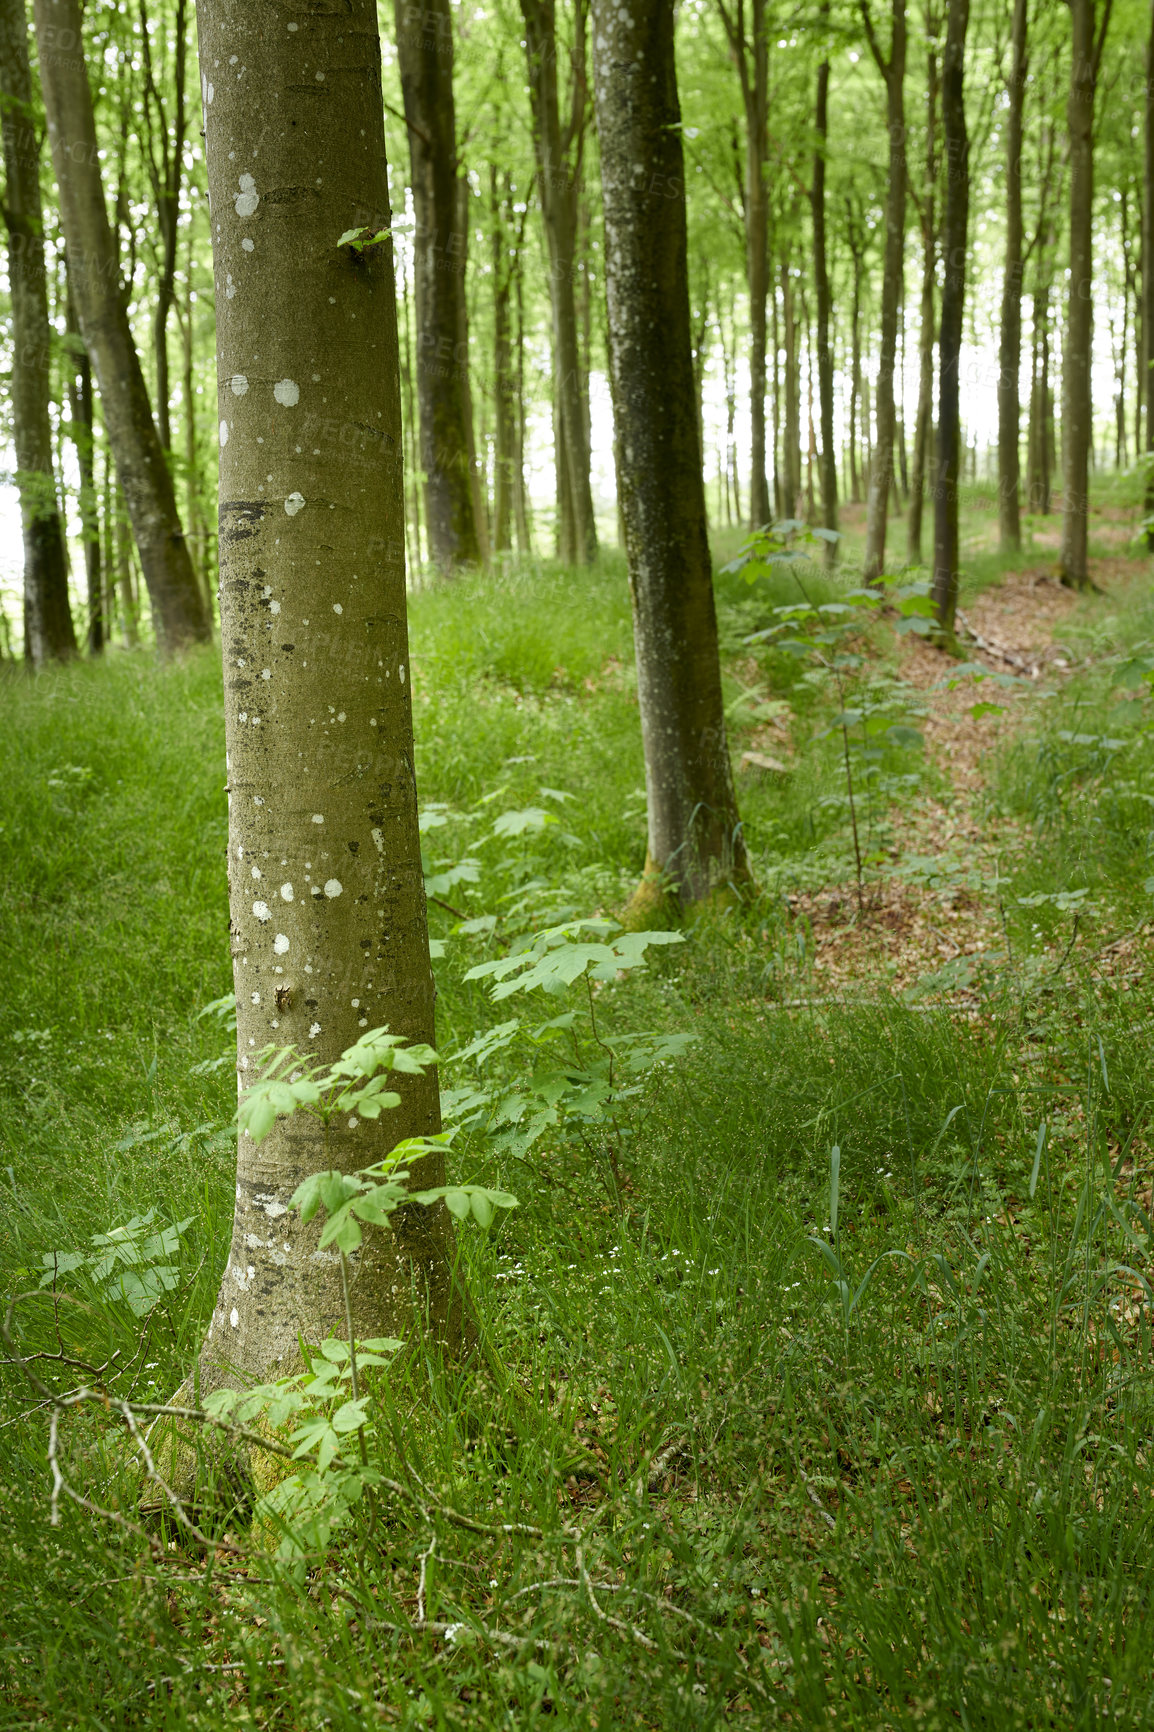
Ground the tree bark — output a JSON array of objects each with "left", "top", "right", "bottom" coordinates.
[
  {"left": 592, "top": 0, "right": 747, "bottom": 909},
  {"left": 780, "top": 251, "right": 801, "bottom": 517},
  {"left": 860, "top": 0, "right": 907, "bottom": 583},
  {"left": 0, "top": 0, "right": 76, "bottom": 664},
  {"left": 394, "top": 0, "right": 481, "bottom": 569},
  {"left": 520, "top": 0, "right": 598, "bottom": 564},
  {"left": 811, "top": 38, "right": 838, "bottom": 556},
  {"left": 490, "top": 167, "right": 515, "bottom": 555},
  {"left": 1145, "top": 0, "right": 1154, "bottom": 544},
  {"left": 997, "top": 0, "right": 1027, "bottom": 552},
  {"left": 195, "top": 0, "right": 468, "bottom": 1390},
  {"left": 1059, "top": 0, "right": 1112, "bottom": 589},
  {"left": 931, "top": 0, "right": 969, "bottom": 636},
  {"left": 34, "top": 0, "right": 208, "bottom": 651}
]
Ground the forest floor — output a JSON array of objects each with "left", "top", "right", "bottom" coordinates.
[{"left": 3, "top": 475, "right": 1154, "bottom": 1728}]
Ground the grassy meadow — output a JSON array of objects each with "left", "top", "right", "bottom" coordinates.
[{"left": 3, "top": 479, "right": 1154, "bottom": 1727}]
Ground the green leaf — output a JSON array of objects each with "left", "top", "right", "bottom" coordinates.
[
  {"left": 337, "top": 226, "right": 368, "bottom": 247},
  {"left": 331, "top": 1399, "right": 370, "bottom": 1434}
]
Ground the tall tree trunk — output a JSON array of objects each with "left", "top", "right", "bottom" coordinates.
[
  {"left": 520, "top": 0, "right": 598, "bottom": 564},
  {"left": 998, "top": 0, "right": 1027, "bottom": 552},
  {"left": 195, "top": 0, "right": 468, "bottom": 1396},
  {"left": 847, "top": 209, "right": 865, "bottom": 505},
  {"left": 860, "top": 0, "right": 907, "bottom": 582},
  {"left": 514, "top": 258, "right": 533, "bottom": 553},
  {"left": 717, "top": 0, "right": 770, "bottom": 529},
  {"left": 931, "top": 0, "right": 969, "bottom": 635},
  {"left": 0, "top": 0, "right": 76, "bottom": 664},
  {"left": 64, "top": 289, "right": 103, "bottom": 652},
  {"left": 454, "top": 174, "right": 489, "bottom": 565},
  {"left": 34, "top": 0, "right": 208, "bottom": 650},
  {"left": 394, "top": 0, "right": 481, "bottom": 569},
  {"left": 1145, "top": 0, "right": 1154, "bottom": 544},
  {"left": 907, "top": 29, "right": 938, "bottom": 564},
  {"left": 781, "top": 253, "right": 801, "bottom": 517},
  {"left": 1060, "top": 0, "right": 1112, "bottom": 589},
  {"left": 140, "top": 0, "right": 187, "bottom": 454},
  {"left": 591, "top": 0, "right": 748, "bottom": 910},
  {"left": 811, "top": 35, "right": 838, "bottom": 555},
  {"left": 490, "top": 168, "right": 515, "bottom": 555}
]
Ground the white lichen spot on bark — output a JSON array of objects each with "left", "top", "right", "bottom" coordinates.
[
  {"left": 274, "top": 934, "right": 290, "bottom": 954},
  {"left": 230, "top": 373, "right": 249, "bottom": 395},
  {"left": 324, "top": 879, "right": 343, "bottom": 898},
  {"left": 234, "top": 173, "right": 259, "bottom": 217},
  {"left": 253, "top": 900, "right": 271, "bottom": 921},
  {"left": 230, "top": 1307, "right": 239, "bottom": 1327},
  {"left": 280, "top": 882, "right": 293, "bottom": 900},
  {"left": 274, "top": 379, "right": 300, "bottom": 406},
  {"left": 242, "top": 237, "right": 254, "bottom": 252},
  {"left": 219, "top": 419, "right": 229, "bottom": 446},
  {"left": 285, "top": 492, "right": 305, "bottom": 516}
]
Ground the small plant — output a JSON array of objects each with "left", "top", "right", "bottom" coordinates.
[{"left": 38, "top": 1209, "right": 193, "bottom": 1317}]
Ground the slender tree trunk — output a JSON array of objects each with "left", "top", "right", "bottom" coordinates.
[
  {"left": 140, "top": 0, "right": 187, "bottom": 454},
  {"left": 490, "top": 168, "right": 515, "bottom": 555},
  {"left": 931, "top": 0, "right": 969, "bottom": 635},
  {"left": 907, "top": 30, "right": 937, "bottom": 567},
  {"left": 1060, "top": 0, "right": 1111, "bottom": 589},
  {"left": 0, "top": 0, "right": 76, "bottom": 664},
  {"left": 1145, "top": 0, "right": 1154, "bottom": 543},
  {"left": 394, "top": 0, "right": 481, "bottom": 569},
  {"left": 592, "top": 0, "right": 748, "bottom": 909},
  {"left": 520, "top": 0, "right": 598, "bottom": 564},
  {"left": 454, "top": 174, "right": 488, "bottom": 565},
  {"left": 812, "top": 37, "right": 838, "bottom": 555},
  {"left": 34, "top": 0, "right": 207, "bottom": 650},
  {"left": 64, "top": 289, "right": 103, "bottom": 652},
  {"left": 195, "top": 0, "right": 468, "bottom": 1397},
  {"left": 514, "top": 258, "right": 532, "bottom": 554},
  {"left": 781, "top": 253, "right": 801, "bottom": 518},
  {"left": 998, "top": 0, "right": 1027, "bottom": 551},
  {"left": 861, "top": 0, "right": 907, "bottom": 583},
  {"left": 848, "top": 220, "right": 865, "bottom": 505}
]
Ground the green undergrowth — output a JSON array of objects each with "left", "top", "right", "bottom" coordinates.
[{"left": 3, "top": 524, "right": 1154, "bottom": 1727}]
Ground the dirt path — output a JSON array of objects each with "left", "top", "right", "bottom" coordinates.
[{"left": 774, "top": 566, "right": 1124, "bottom": 1002}]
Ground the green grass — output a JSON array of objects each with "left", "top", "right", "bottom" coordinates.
[{"left": 3, "top": 510, "right": 1154, "bottom": 1727}]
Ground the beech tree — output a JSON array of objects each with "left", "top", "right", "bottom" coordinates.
[
  {"left": 0, "top": 0, "right": 75, "bottom": 664},
  {"left": 810, "top": 4, "right": 838, "bottom": 555},
  {"left": 520, "top": 0, "right": 598, "bottom": 565},
  {"left": 997, "top": 0, "right": 1027, "bottom": 553},
  {"left": 195, "top": 0, "right": 467, "bottom": 1384},
  {"left": 592, "top": 0, "right": 748, "bottom": 909},
  {"left": 1144, "top": 0, "right": 1154, "bottom": 545},
  {"left": 930, "top": 0, "right": 969, "bottom": 635},
  {"left": 393, "top": 0, "right": 482, "bottom": 569},
  {"left": 1059, "top": 0, "right": 1112, "bottom": 590},
  {"left": 858, "top": 0, "right": 906, "bottom": 583},
  {"left": 33, "top": 0, "right": 209, "bottom": 651}
]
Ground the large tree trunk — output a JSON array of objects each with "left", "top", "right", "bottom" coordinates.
[
  {"left": 195, "top": 0, "right": 467, "bottom": 1391},
  {"left": 34, "top": 0, "right": 208, "bottom": 651},
  {"left": 860, "top": 0, "right": 907, "bottom": 583},
  {"left": 997, "top": 0, "right": 1027, "bottom": 552},
  {"left": 780, "top": 251, "right": 801, "bottom": 517},
  {"left": 592, "top": 0, "right": 747, "bottom": 909},
  {"left": 931, "top": 0, "right": 969, "bottom": 635},
  {"left": 394, "top": 0, "right": 481, "bottom": 569},
  {"left": 1060, "top": 0, "right": 1111, "bottom": 590},
  {"left": 0, "top": 0, "right": 76, "bottom": 665},
  {"left": 812, "top": 38, "right": 838, "bottom": 557},
  {"left": 1145, "top": 0, "right": 1154, "bottom": 545},
  {"left": 521, "top": 0, "right": 598, "bottom": 564}
]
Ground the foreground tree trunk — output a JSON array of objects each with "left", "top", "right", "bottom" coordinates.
[
  {"left": 859, "top": 0, "right": 907, "bottom": 582},
  {"left": 0, "top": 0, "right": 76, "bottom": 665},
  {"left": 521, "top": 0, "right": 598, "bottom": 564},
  {"left": 592, "top": 0, "right": 748, "bottom": 910},
  {"left": 394, "top": 0, "right": 481, "bottom": 569},
  {"left": 34, "top": 0, "right": 208, "bottom": 651},
  {"left": 907, "top": 21, "right": 938, "bottom": 564},
  {"left": 811, "top": 25, "right": 838, "bottom": 557},
  {"left": 997, "top": 0, "right": 1027, "bottom": 552},
  {"left": 930, "top": 0, "right": 969, "bottom": 636},
  {"left": 1059, "top": 0, "right": 1112, "bottom": 589},
  {"left": 196, "top": 0, "right": 467, "bottom": 1387}
]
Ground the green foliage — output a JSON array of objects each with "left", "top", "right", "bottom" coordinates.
[{"left": 38, "top": 1208, "right": 193, "bottom": 1317}]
